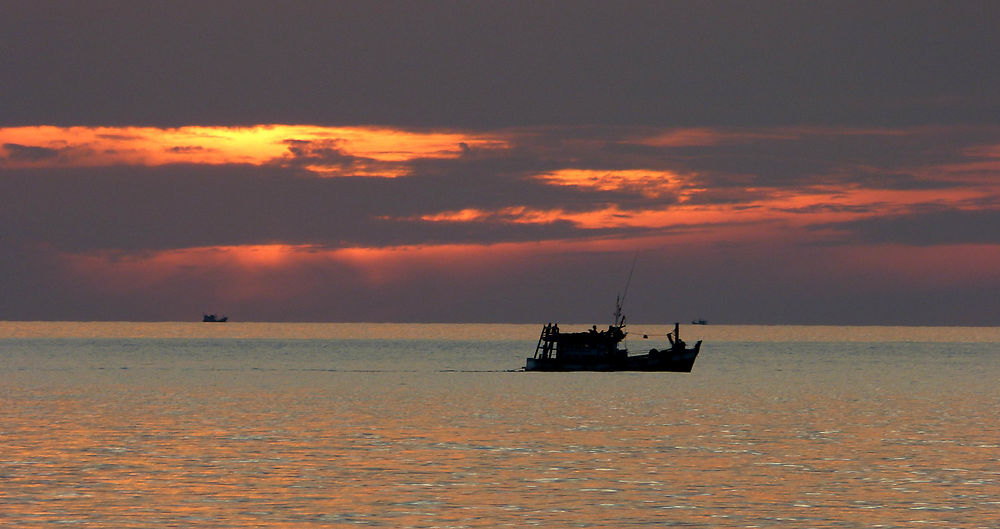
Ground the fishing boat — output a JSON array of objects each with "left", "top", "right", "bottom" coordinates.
[
  {"left": 526, "top": 256, "right": 701, "bottom": 372},
  {"left": 525, "top": 321, "right": 701, "bottom": 372},
  {"left": 202, "top": 314, "right": 228, "bottom": 322}
]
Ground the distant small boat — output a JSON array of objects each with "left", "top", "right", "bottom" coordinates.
[
  {"left": 691, "top": 319, "right": 708, "bottom": 325},
  {"left": 525, "top": 321, "right": 701, "bottom": 372},
  {"left": 202, "top": 314, "right": 228, "bottom": 322}
]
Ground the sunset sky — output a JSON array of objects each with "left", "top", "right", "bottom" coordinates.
[{"left": 2, "top": 1, "right": 998, "bottom": 324}]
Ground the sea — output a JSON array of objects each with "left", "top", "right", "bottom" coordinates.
[{"left": 1, "top": 322, "right": 998, "bottom": 528}]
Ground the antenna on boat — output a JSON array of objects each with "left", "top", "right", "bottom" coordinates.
[{"left": 613, "top": 252, "right": 639, "bottom": 328}]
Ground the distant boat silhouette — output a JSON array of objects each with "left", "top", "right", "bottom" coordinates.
[
  {"left": 692, "top": 319, "right": 708, "bottom": 325},
  {"left": 202, "top": 314, "right": 228, "bottom": 322}
]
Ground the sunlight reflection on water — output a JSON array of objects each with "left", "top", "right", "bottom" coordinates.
[
  {"left": 1, "top": 323, "right": 998, "bottom": 527},
  {"left": 3, "top": 321, "right": 1000, "bottom": 342}
]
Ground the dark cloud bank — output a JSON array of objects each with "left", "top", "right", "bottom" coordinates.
[{"left": 2, "top": 1, "right": 998, "bottom": 128}]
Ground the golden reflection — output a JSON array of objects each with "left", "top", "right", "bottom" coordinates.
[{"left": 4, "top": 367, "right": 996, "bottom": 528}]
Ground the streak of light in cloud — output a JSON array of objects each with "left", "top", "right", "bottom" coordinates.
[{"left": 0, "top": 125, "right": 509, "bottom": 177}]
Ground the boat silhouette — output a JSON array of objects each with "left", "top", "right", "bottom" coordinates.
[
  {"left": 526, "top": 256, "right": 701, "bottom": 372},
  {"left": 202, "top": 314, "right": 228, "bottom": 322},
  {"left": 525, "top": 321, "right": 701, "bottom": 372}
]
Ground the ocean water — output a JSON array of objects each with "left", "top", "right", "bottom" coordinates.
[{"left": 1, "top": 322, "right": 998, "bottom": 528}]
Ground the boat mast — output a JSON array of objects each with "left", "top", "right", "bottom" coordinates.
[{"left": 613, "top": 252, "right": 639, "bottom": 328}]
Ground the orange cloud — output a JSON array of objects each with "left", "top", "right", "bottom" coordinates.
[
  {"left": 401, "top": 178, "right": 997, "bottom": 246},
  {"left": 533, "top": 169, "right": 698, "bottom": 199},
  {"left": 8, "top": 124, "right": 999, "bottom": 251},
  {"left": 412, "top": 207, "right": 566, "bottom": 225},
  {"left": 0, "top": 125, "right": 508, "bottom": 176}
]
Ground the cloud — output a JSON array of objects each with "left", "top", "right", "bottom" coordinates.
[
  {"left": 3, "top": 3, "right": 998, "bottom": 129},
  {"left": 2, "top": 122, "right": 999, "bottom": 324},
  {"left": 2, "top": 124, "right": 999, "bottom": 256},
  {"left": 3, "top": 143, "right": 62, "bottom": 161},
  {"left": 8, "top": 234, "right": 998, "bottom": 324},
  {"left": 817, "top": 208, "right": 1000, "bottom": 246},
  {"left": 0, "top": 125, "right": 510, "bottom": 176},
  {"left": 277, "top": 138, "right": 402, "bottom": 177},
  {"left": 640, "top": 127, "right": 1000, "bottom": 191},
  {"left": 167, "top": 145, "right": 207, "bottom": 153},
  {"left": 0, "top": 163, "right": 658, "bottom": 254}
]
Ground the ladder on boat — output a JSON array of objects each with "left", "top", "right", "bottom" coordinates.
[{"left": 534, "top": 323, "right": 558, "bottom": 360}]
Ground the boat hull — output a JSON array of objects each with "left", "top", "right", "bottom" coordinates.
[{"left": 525, "top": 341, "right": 700, "bottom": 372}]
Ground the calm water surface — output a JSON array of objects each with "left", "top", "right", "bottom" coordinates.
[{"left": 1, "top": 323, "right": 998, "bottom": 528}]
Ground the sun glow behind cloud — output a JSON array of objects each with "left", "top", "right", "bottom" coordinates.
[
  {"left": 0, "top": 125, "right": 508, "bottom": 176},
  {"left": 57, "top": 241, "right": 557, "bottom": 299},
  {"left": 53, "top": 234, "right": 1000, "bottom": 319}
]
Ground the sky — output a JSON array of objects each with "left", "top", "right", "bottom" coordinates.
[{"left": 1, "top": 1, "right": 998, "bottom": 325}]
